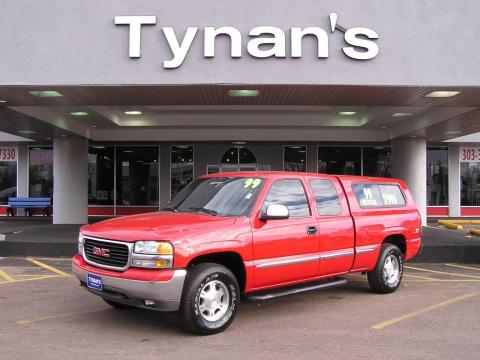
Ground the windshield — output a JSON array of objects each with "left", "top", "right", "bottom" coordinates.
[{"left": 164, "top": 177, "right": 265, "bottom": 217}]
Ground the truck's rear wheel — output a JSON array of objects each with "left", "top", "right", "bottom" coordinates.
[
  {"left": 367, "top": 244, "right": 403, "bottom": 294},
  {"left": 178, "top": 263, "right": 239, "bottom": 335}
]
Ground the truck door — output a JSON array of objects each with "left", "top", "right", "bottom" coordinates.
[
  {"left": 308, "top": 177, "right": 355, "bottom": 276},
  {"left": 251, "top": 178, "right": 320, "bottom": 289}
]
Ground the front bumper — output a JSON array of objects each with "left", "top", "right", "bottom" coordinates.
[{"left": 72, "top": 255, "right": 186, "bottom": 312}]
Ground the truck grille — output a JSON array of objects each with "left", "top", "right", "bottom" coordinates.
[{"left": 83, "top": 238, "right": 130, "bottom": 269}]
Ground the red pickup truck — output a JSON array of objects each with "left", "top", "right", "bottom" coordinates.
[{"left": 72, "top": 172, "right": 422, "bottom": 335}]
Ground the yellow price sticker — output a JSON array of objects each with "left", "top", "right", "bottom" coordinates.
[{"left": 244, "top": 178, "right": 262, "bottom": 189}]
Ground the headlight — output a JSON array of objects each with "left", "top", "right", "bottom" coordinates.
[
  {"left": 134, "top": 241, "right": 173, "bottom": 255},
  {"left": 78, "top": 233, "right": 85, "bottom": 255},
  {"left": 132, "top": 241, "right": 173, "bottom": 269}
]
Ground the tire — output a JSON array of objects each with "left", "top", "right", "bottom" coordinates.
[
  {"left": 367, "top": 244, "right": 403, "bottom": 294},
  {"left": 103, "top": 298, "right": 133, "bottom": 309},
  {"left": 178, "top": 263, "right": 239, "bottom": 335}
]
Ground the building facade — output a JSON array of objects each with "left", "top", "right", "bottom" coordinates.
[{"left": 0, "top": 0, "right": 479, "bottom": 224}]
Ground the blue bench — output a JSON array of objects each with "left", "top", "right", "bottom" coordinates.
[{"left": 6, "top": 197, "right": 52, "bottom": 217}]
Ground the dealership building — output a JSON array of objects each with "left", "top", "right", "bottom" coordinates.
[{"left": 0, "top": 0, "right": 479, "bottom": 225}]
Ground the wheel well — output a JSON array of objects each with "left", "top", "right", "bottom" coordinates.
[
  {"left": 188, "top": 252, "right": 246, "bottom": 292},
  {"left": 383, "top": 234, "right": 406, "bottom": 256}
]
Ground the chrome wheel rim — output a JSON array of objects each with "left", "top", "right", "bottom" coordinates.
[
  {"left": 383, "top": 255, "right": 400, "bottom": 285},
  {"left": 198, "top": 280, "right": 230, "bottom": 322}
]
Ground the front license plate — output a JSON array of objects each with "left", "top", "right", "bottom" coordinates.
[{"left": 87, "top": 273, "right": 103, "bottom": 291}]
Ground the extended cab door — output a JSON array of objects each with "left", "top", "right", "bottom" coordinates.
[
  {"left": 251, "top": 178, "right": 320, "bottom": 289},
  {"left": 307, "top": 176, "right": 355, "bottom": 276}
]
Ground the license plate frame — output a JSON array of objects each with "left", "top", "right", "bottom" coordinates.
[{"left": 87, "top": 273, "right": 103, "bottom": 291}]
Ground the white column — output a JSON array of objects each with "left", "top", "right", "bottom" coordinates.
[
  {"left": 448, "top": 144, "right": 461, "bottom": 217},
  {"left": 16, "top": 144, "right": 29, "bottom": 216},
  {"left": 53, "top": 137, "right": 88, "bottom": 224},
  {"left": 391, "top": 138, "right": 427, "bottom": 225}
]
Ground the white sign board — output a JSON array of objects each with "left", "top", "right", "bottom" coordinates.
[
  {"left": 0, "top": 145, "right": 17, "bottom": 162},
  {"left": 460, "top": 145, "right": 480, "bottom": 162}
]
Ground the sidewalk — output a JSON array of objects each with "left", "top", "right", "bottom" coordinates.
[{"left": 0, "top": 217, "right": 479, "bottom": 263}]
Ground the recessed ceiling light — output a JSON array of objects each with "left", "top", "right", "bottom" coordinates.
[
  {"left": 444, "top": 131, "right": 462, "bottom": 135},
  {"left": 338, "top": 111, "right": 356, "bottom": 116},
  {"left": 124, "top": 110, "right": 143, "bottom": 115},
  {"left": 232, "top": 141, "right": 247, "bottom": 145},
  {"left": 92, "top": 146, "right": 106, "bottom": 149},
  {"left": 29, "top": 90, "right": 63, "bottom": 98},
  {"left": 392, "top": 112, "right": 413, "bottom": 117},
  {"left": 381, "top": 126, "right": 387, "bottom": 129},
  {"left": 69, "top": 111, "right": 89, "bottom": 116},
  {"left": 123, "top": 150, "right": 134, "bottom": 153},
  {"left": 0, "top": 100, "right": 6, "bottom": 103},
  {"left": 91, "top": 125, "right": 97, "bottom": 128},
  {"left": 228, "top": 89, "right": 259, "bottom": 97},
  {"left": 18, "top": 130, "right": 37, "bottom": 134},
  {"left": 425, "top": 91, "right": 460, "bottom": 98},
  {"left": 46, "top": 137, "right": 52, "bottom": 140}
]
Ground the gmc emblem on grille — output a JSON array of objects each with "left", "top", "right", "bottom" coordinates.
[{"left": 93, "top": 246, "right": 110, "bottom": 257}]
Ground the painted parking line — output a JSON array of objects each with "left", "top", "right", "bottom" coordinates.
[
  {"left": 444, "top": 263, "right": 480, "bottom": 272},
  {"left": 0, "top": 275, "right": 61, "bottom": 285},
  {"left": 371, "top": 292, "right": 477, "bottom": 330},
  {"left": 25, "top": 257, "right": 71, "bottom": 277},
  {"left": 17, "top": 309, "right": 105, "bottom": 325},
  {"left": 0, "top": 268, "right": 15, "bottom": 282},
  {"left": 404, "top": 265, "right": 480, "bottom": 279}
]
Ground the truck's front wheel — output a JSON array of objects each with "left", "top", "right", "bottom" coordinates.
[
  {"left": 178, "top": 263, "right": 239, "bottom": 335},
  {"left": 367, "top": 244, "right": 403, "bottom": 294}
]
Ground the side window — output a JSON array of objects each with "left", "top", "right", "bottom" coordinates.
[
  {"left": 379, "top": 184, "right": 406, "bottom": 206},
  {"left": 263, "top": 179, "right": 311, "bottom": 217},
  {"left": 352, "top": 183, "right": 383, "bottom": 208},
  {"left": 310, "top": 179, "right": 342, "bottom": 216}
]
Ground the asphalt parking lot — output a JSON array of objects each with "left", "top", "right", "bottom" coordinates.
[{"left": 0, "top": 258, "right": 479, "bottom": 360}]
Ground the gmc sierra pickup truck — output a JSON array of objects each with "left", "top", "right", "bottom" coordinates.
[{"left": 72, "top": 172, "right": 422, "bottom": 335}]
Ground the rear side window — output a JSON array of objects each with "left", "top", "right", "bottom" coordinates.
[
  {"left": 352, "top": 183, "right": 406, "bottom": 208},
  {"left": 310, "top": 179, "right": 342, "bottom": 216},
  {"left": 379, "top": 184, "right": 406, "bottom": 206},
  {"left": 263, "top": 179, "right": 311, "bottom": 217}
]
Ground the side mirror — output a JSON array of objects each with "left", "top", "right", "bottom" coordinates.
[{"left": 260, "top": 204, "right": 289, "bottom": 220}]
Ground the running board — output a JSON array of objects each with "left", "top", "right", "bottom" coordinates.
[{"left": 245, "top": 278, "right": 347, "bottom": 301}]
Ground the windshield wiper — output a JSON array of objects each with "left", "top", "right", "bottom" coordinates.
[{"left": 186, "top": 207, "right": 219, "bottom": 216}]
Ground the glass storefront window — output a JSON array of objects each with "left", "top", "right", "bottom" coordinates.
[
  {"left": 29, "top": 147, "right": 53, "bottom": 197},
  {"left": 117, "top": 146, "right": 159, "bottom": 206},
  {"left": 427, "top": 147, "right": 449, "bottom": 206},
  {"left": 171, "top": 145, "right": 193, "bottom": 198},
  {"left": 88, "top": 146, "right": 114, "bottom": 205},
  {"left": 318, "top": 147, "right": 361, "bottom": 175},
  {"left": 0, "top": 161, "right": 16, "bottom": 204},
  {"left": 363, "top": 147, "right": 391, "bottom": 177},
  {"left": 284, "top": 146, "right": 306, "bottom": 172},
  {"left": 461, "top": 162, "right": 480, "bottom": 206}
]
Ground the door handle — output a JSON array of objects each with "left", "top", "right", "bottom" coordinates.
[{"left": 306, "top": 226, "right": 318, "bottom": 235}]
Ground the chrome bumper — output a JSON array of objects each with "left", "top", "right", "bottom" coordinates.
[{"left": 73, "top": 263, "right": 186, "bottom": 312}]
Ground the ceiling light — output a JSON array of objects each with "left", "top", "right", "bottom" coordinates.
[
  {"left": 124, "top": 110, "right": 142, "bottom": 115},
  {"left": 228, "top": 89, "right": 259, "bottom": 97},
  {"left": 0, "top": 100, "right": 6, "bottom": 103},
  {"left": 338, "top": 111, "right": 356, "bottom": 116},
  {"left": 91, "top": 125, "right": 97, "bottom": 128},
  {"left": 392, "top": 112, "right": 412, "bottom": 117},
  {"left": 70, "top": 111, "right": 89, "bottom": 116},
  {"left": 444, "top": 131, "right": 462, "bottom": 135},
  {"left": 46, "top": 137, "right": 52, "bottom": 140},
  {"left": 18, "top": 130, "right": 37, "bottom": 134},
  {"left": 425, "top": 91, "right": 460, "bottom": 98},
  {"left": 232, "top": 141, "right": 247, "bottom": 145},
  {"left": 29, "top": 90, "right": 63, "bottom": 97},
  {"left": 61, "top": 134, "right": 67, "bottom": 138},
  {"left": 381, "top": 126, "right": 387, "bottom": 129},
  {"left": 411, "top": 135, "right": 417, "bottom": 138}
]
